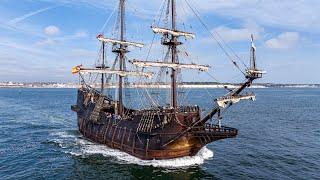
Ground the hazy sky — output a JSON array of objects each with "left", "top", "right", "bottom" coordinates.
[{"left": 0, "top": 0, "right": 319, "bottom": 84}]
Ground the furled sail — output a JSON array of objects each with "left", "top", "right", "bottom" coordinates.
[
  {"left": 79, "top": 68, "right": 154, "bottom": 79},
  {"left": 129, "top": 59, "right": 210, "bottom": 71},
  {"left": 152, "top": 27, "right": 196, "bottom": 39},
  {"left": 216, "top": 93, "right": 256, "bottom": 108},
  {"left": 96, "top": 34, "right": 144, "bottom": 48},
  {"left": 246, "top": 69, "right": 266, "bottom": 74}
]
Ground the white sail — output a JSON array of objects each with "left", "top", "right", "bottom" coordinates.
[
  {"left": 97, "top": 34, "right": 144, "bottom": 48},
  {"left": 130, "top": 60, "right": 210, "bottom": 71},
  {"left": 152, "top": 27, "right": 195, "bottom": 39},
  {"left": 216, "top": 93, "right": 256, "bottom": 108},
  {"left": 79, "top": 68, "right": 153, "bottom": 79},
  {"left": 246, "top": 69, "right": 267, "bottom": 74}
]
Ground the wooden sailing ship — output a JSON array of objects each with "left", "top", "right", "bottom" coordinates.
[{"left": 71, "top": 0, "right": 265, "bottom": 160}]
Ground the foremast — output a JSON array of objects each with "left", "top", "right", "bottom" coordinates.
[
  {"left": 206, "top": 34, "right": 266, "bottom": 124},
  {"left": 161, "top": 34, "right": 266, "bottom": 147}
]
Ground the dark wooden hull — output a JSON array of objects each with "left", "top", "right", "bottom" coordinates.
[{"left": 72, "top": 88, "right": 238, "bottom": 160}]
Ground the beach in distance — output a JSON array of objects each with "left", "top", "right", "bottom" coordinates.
[{"left": 1, "top": 81, "right": 319, "bottom": 89}]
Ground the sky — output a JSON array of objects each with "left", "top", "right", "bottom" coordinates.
[{"left": 0, "top": 0, "right": 319, "bottom": 84}]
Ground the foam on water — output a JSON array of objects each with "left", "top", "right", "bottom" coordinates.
[
  {"left": 50, "top": 131, "right": 77, "bottom": 138},
  {"left": 52, "top": 131, "right": 214, "bottom": 168},
  {"left": 77, "top": 139, "right": 213, "bottom": 167},
  {"left": 49, "top": 131, "right": 81, "bottom": 149}
]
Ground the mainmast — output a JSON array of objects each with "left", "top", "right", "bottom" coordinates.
[
  {"left": 129, "top": 0, "right": 210, "bottom": 108},
  {"left": 118, "top": 0, "right": 126, "bottom": 116},
  {"left": 170, "top": 0, "right": 178, "bottom": 108}
]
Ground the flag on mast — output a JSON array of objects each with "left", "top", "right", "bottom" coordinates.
[
  {"left": 251, "top": 34, "right": 256, "bottom": 51},
  {"left": 72, "top": 65, "right": 82, "bottom": 74}
]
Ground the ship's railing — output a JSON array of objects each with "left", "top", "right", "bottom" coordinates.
[
  {"left": 191, "top": 124, "right": 238, "bottom": 135},
  {"left": 217, "top": 92, "right": 255, "bottom": 101},
  {"left": 149, "top": 124, "right": 237, "bottom": 137},
  {"left": 177, "top": 106, "right": 199, "bottom": 113},
  {"left": 80, "top": 85, "right": 112, "bottom": 101},
  {"left": 133, "top": 105, "right": 199, "bottom": 115}
]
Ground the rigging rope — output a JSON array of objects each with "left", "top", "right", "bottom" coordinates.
[
  {"left": 184, "top": 0, "right": 246, "bottom": 76},
  {"left": 100, "top": 4, "right": 118, "bottom": 33},
  {"left": 146, "top": 0, "right": 166, "bottom": 61},
  {"left": 136, "top": 0, "right": 169, "bottom": 108},
  {"left": 214, "top": 31, "right": 249, "bottom": 70}
]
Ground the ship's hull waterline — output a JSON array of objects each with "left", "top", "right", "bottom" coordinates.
[{"left": 73, "top": 89, "right": 238, "bottom": 160}]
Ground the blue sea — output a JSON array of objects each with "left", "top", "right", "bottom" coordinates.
[{"left": 0, "top": 88, "right": 319, "bottom": 179}]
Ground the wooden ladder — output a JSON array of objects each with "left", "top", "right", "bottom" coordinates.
[
  {"left": 90, "top": 96, "right": 104, "bottom": 122},
  {"left": 137, "top": 111, "right": 154, "bottom": 133}
]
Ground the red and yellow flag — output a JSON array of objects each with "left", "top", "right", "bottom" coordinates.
[{"left": 72, "top": 65, "right": 82, "bottom": 74}]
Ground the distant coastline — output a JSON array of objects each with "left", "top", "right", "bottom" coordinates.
[{"left": 1, "top": 82, "right": 319, "bottom": 89}]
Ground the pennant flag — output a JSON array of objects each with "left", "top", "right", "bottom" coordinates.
[{"left": 251, "top": 34, "right": 256, "bottom": 51}]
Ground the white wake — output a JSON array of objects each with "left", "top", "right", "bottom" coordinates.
[{"left": 51, "top": 131, "right": 214, "bottom": 168}]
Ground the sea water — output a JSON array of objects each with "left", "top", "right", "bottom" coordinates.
[{"left": 0, "top": 88, "right": 319, "bottom": 179}]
